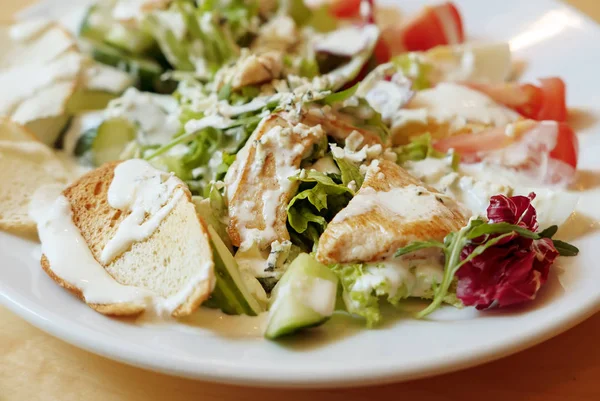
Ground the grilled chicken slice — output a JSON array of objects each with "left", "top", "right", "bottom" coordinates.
[
  {"left": 225, "top": 114, "right": 325, "bottom": 249},
  {"left": 316, "top": 160, "right": 468, "bottom": 264}
]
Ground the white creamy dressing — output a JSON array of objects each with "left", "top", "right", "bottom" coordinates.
[
  {"left": 154, "top": 10, "right": 187, "bottom": 41},
  {"left": 394, "top": 83, "right": 520, "bottom": 130},
  {"left": 314, "top": 26, "right": 372, "bottom": 57},
  {"left": 100, "top": 159, "right": 184, "bottom": 264},
  {"left": 364, "top": 78, "right": 414, "bottom": 122},
  {"left": 404, "top": 157, "right": 578, "bottom": 227},
  {"left": 309, "top": 155, "right": 340, "bottom": 175},
  {"left": 106, "top": 88, "right": 180, "bottom": 146},
  {"left": 351, "top": 255, "right": 444, "bottom": 299},
  {"left": 183, "top": 114, "right": 233, "bottom": 134},
  {"left": 216, "top": 96, "right": 273, "bottom": 117},
  {"left": 232, "top": 120, "right": 323, "bottom": 250},
  {"left": 9, "top": 18, "right": 52, "bottom": 42},
  {"left": 0, "top": 51, "right": 82, "bottom": 116},
  {"left": 333, "top": 185, "right": 439, "bottom": 223},
  {"left": 312, "top": 25, "right": 380, "bottom": 90},
  {"left": 29, "top": 163, "right": 209, "bottom": 316},
  {"left": 83, "top": 63, "right": 134, "bottom": 94},
  {"left": 29, "top": 185, "right": 154, "bottom": 306},
  {"left": 112, "top": 0, "right": 164, "bottom": 22}
]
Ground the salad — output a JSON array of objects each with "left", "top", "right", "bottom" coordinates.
[{"left": 0, "top": 0, "right": 580, "bottom": 341}]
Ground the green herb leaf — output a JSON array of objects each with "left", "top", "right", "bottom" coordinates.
[
  {"left": 394, "top": 240, "right": 445, "bottom": 257},
  {"left": 552, "top": 240, "right": 579, "bottom": 257},
  {"left": 539, "top": 225, "right": 559, "bottom": 239},
  {"left": 466, "top": 222, "right": 540, "bottom": 240},
  {"left": 322, "top": 83, "right": 359, "bottom": 106}
]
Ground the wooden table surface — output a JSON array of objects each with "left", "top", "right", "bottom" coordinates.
[{"left": 1, "top": 1, "right": 599, "bottom": 400}]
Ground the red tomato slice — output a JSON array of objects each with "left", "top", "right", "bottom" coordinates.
[
  {"left": 373, "top": 37, "right": 391, "bottom": 64},
  {"left": 549, "top": 122, "right": 578, "bottom": 168},
  {"left": 400, "top": 2, "right": 464, "bottom": 52},
  {"left": 433, "top": 121, "right": 578, "bottom": 170},
  {"left": 329, "top": 0, "right": 362, "bottom": 19},
  {"left": 464, "top": 77, "right": 566, "bottom": 122},
  {"left": 536, "top": 77, "right": 567, "bottom": 122}
]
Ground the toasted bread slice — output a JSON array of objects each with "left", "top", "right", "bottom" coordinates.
[
  {"left": 0, "top": 137, "right": 70, "bottom": 236},
  {"left": 0, "top": 117, "right": 38, "bottom": 141},
  {"left": 41, "top": 161, "right": 214, "bottom": 317},
  {"left": 316, "top": 160, "right": 468, "bottom": 264},
  {"left": 225, "top": 114, "right": 325, "bottom": 249}
]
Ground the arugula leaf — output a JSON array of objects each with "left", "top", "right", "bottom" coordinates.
[
  {"left": 552, "top": 240, "right": 579, "bottom": 257},
  {"left": 466, "top": 221, "right": 541, "bottom": 240},
  {"left": 394, "top": 240, "right": 445, "bottom": 257},
  {"left": 322, "top": 84, "right": 359, "bottom": 106},
  {"left": 539, "top": 225, "right": 559, "bottom": 239},
  {"left": 395, "top": 218, "right": 579, "bottom": 318}
]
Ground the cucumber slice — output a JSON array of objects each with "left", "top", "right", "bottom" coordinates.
[
  {"left": 265, "top": 254, "right": 338, "bottom": 340},
  {"left": 67, "top": 90, "right": 118, "bottom": 113},
  {"left": 79, "top": 4, "right": 112, "bottom": 43},
  {"left": 80, "top": 3, "right": 155, "bottom": 55},
  {"left": 89, "top": 40, "right": 164, "bottom": 92},
  {"left": 105, "top": 23, "right": 155, "bottom": 55},
  {"left": 207, "top": 225, "right": 265, "bottom": 315},
  {"left": 92, "top": 117, "right": 136, "bottom": 166}
]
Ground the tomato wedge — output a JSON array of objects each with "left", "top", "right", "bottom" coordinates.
[
  {"left": 537, "top": 78, "right": 567, "bottom": 122},
  {"left": 383, "top": 2, "right": 464, "bottom": 55},
  {"left": 329, "top": 0, "right": 362, "bottom": 19},
  {"left": 464, "top": 77, "right": 567, "bottom": 122},
  {"left": 433, "top": 121, "right": 578, "bottom": 184}
]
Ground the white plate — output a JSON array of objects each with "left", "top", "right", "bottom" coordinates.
[{"left": 2, "top": 0, "right": 600, "bottom": 388}]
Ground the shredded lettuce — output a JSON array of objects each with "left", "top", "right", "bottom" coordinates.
[
  {"left": 331, "top": 263, "right": 382, "bottom": 327},
  {"left": 278, "top": 0, "right": 312, "bottom": 26},
  {"left": 287, "top": 169, "right": 354, "bottom": 251},
  {"left": 331, "top": 261, "right": 460, "bottom": 327},
  {"left": 334, "top": 155, "right": 364, "bottom": 189},
  {"left": 392, "top": 53, "right": 433, "bottom": 91},
  {"left": 144, "top": 0, "right": 260, "bottom": 78},
  {"left": 394, "top": 133, "right": 459, "bottom": 169}
]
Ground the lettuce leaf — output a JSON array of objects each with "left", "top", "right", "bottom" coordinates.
[
  {"left": 278, "top": 0, "right": 312, "bottom": 26},
  {"left": 333, "top": 155, "right": 363, "bottom": 189},
  {"left": 287, "top": 170, "right": 353, "bottom": 251},
  {"left": 394, "top": 133, "right": 459, "bottom": 169},
  {"left": 331, "top": 263, "right": 382, "bottom": 327},
  {"left": 145, "top": 0, "right": 257, "bottom": 77},
  {"left": 392, "top": 53, "right": 433, "bottom": 91},
  {"left": 331, "top": 261, "right": 460, "bottom": 327}
]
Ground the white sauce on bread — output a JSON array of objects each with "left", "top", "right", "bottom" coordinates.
[
  {"left": 101, "top": 159, "right": 184, "bottom": 264},
  {"left": 29, "top": 185, "right": 154, "bottom": 306}
]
